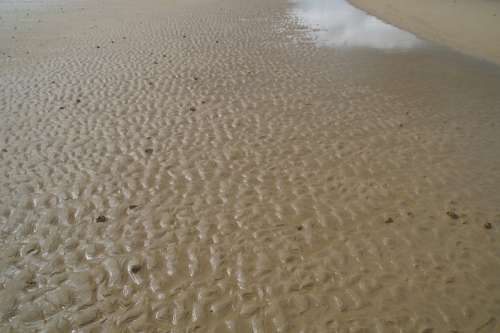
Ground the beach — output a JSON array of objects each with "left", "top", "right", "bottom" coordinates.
[{"left": 1, "top": 0, "right": 500, "bottom": 332}]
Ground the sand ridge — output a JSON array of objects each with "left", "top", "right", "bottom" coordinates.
[{"left": 1, "top": 0, "right": 500, "bottom": 332}]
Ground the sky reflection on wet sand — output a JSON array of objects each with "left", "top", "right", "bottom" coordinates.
[{"left": 292, "top": 0, "right": 422, "bottom": 49}]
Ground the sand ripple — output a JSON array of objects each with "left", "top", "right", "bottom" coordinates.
[{"left": 1, "top": 0, "right": 500, "bottom": 332}]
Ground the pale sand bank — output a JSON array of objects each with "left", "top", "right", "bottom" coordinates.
[
  {"left": 1, "top": 0, "right": 500, "bottom": 332},
  {"left": 349, "top": 0, "right": 500, "bottom": 66}
]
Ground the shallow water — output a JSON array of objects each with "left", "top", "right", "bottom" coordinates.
[
  {"left": 291, "top": 0, "right": 422, "bottom": 49},
  {"left": 1, "top": 0, "right": 500, "bottom": 332}
]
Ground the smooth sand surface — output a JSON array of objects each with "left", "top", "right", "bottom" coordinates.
[
  {"left": 349, "top": 0, "right": 500, "bottom": 66},
  {"left": 1, "top": 0, "right": 500, "bottom": 332}
]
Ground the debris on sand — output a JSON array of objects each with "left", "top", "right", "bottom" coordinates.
[
  {"left": 130, "top": 264, "right": 141, "bottom": 273},
  {"left": 145, "top": 148, "right": 154, "bottom": 154},
  {"left": 446, "top": 211, "right": 459, "bottom": 219},
  {"left": 384, "top": 217, "right": 394, "bottom": 224},
  {"left": 96, "top": 215, "right": 107, "bottom": 223},
  {"left": 484, "top": 222, "right": 492, "bottom": 229}
]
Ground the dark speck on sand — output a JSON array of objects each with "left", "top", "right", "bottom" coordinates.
[{"left": 96, "top": 215, "right": 107, "bottom": 223}]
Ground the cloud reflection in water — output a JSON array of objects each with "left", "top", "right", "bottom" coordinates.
[{"left": 292, "top": 0, "right": 421, "bottom": 49}]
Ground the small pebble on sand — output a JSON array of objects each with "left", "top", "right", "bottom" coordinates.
[
  {"left": 130, "top": 265, "right": 141, "bottom": 273},
  {"left": 96, "top": 215, "right": 107, "bottom": 223}
]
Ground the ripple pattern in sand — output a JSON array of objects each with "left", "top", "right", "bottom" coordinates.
[{"left": 1, "top": 0, "right": 500, "bottom": 332}]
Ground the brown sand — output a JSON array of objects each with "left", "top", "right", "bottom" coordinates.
[
  {"left": 1, "top": 0, "right": 500, "bottom": 332},
  {"left": 349, "top": 0, "right": 500, "bottom": 66}
]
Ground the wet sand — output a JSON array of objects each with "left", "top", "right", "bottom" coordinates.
[
  {"left": 349, "top": 0, "right": 500, "bottom": 66},
  {"left": 1, "top": 0, "right": 500, "bottom": 332}
]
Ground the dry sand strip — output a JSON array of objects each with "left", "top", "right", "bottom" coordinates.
[
  {"left": 349, "top": 0, "right": 500, "bottom": 66},
  {"left": 1, "top": 0, "right": 500, "bottom": 332}
]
